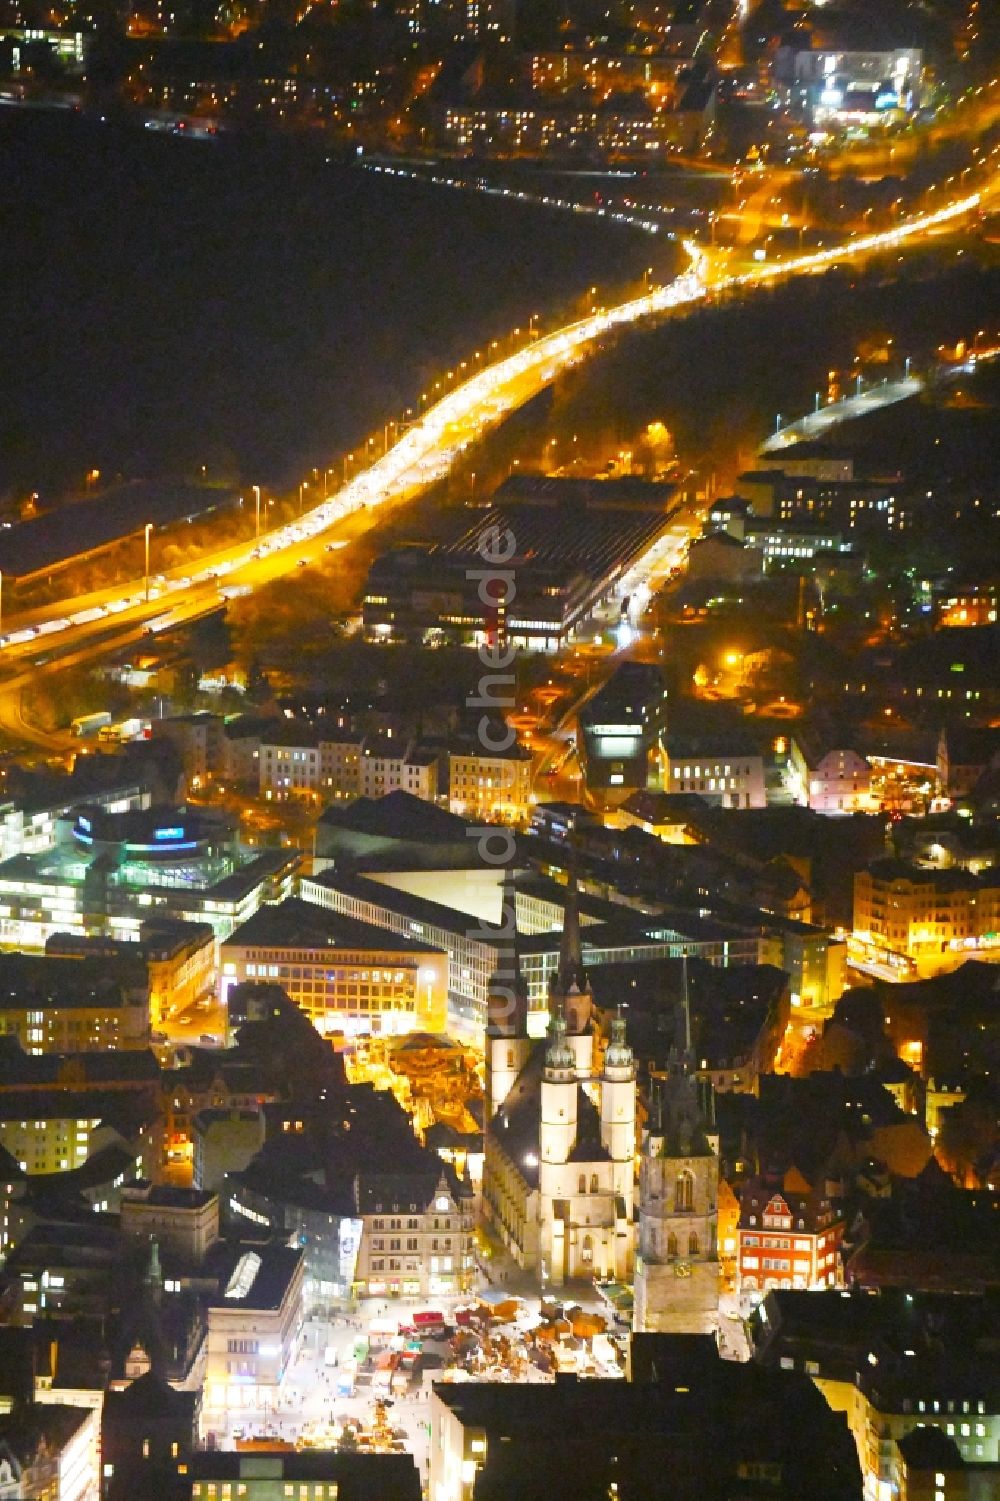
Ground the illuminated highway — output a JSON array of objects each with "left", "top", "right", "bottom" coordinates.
[{"left": 0, "top": 180, "right": 991, "bottom": 733}]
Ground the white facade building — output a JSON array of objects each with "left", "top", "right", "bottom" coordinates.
[{"left": 788, "top": 737, "right": 871, "bottom": 814}]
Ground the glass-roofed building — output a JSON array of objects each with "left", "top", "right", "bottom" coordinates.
[{"left": 0, "top": 804, "right": 298, "bottom": 950}]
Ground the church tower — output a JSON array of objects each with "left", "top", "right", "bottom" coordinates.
[
  {"left": 539, "top": 1013, "right": 578, "bottom": 1285},
  {"left": 601, "top": 1011, "right": 636, "bottom": 1209},
  {"left": 633, "top": 959, "right": 720, "bottom": 1335},
  {"left": 485, "top": 870, "right": 531, "bottom": 1118},
  {"left": 549, "top": 864, "right": 593, "bottom": 1081}
]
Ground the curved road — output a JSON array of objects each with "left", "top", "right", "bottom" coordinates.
[{"left": 0, "top": 181, "right": 993, "bottom": 748}]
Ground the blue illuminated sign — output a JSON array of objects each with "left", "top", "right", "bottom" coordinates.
[{"left": 155, "top": 827, "right": 185, "bottom": 841}]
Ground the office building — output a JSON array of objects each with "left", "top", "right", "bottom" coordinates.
[
  {"left": 578, "top": 661, "right": 668, "bottom": 796},
  {"left": 301, "top": 867, "right": 760, "bottom": 1035},
  {"left": 203, "top": 1244, "right": 305, "bottom": 1415},
  {"left": 220, "top": 897, "right": 449, "bottom": 1037},
  {"left": 0, "top": 806, "right": 298, "bottom": 949},
  {"left": 662, "top": 731, "right": 766, "bottom": 810},
  {"left": 736, "top": 469, "right": 901, "bottom": 529},
  {"left": 429, "top": 1340, "right": 862, "bottom": 1501},
  {"left": 188, "top": 1450, "right": 421, "bottom": 1500}
]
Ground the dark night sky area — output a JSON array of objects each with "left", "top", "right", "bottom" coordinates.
[{"left": 0, "top": 111, "right": 665, "bottom": 498}]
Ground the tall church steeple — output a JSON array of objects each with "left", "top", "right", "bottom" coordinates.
[
  {"left": 553, "top": 863, "right": 586, "bottom": 1000},
  {"left": 601, "top": 1010, "right": 636, "bottom": 1207},
  {"left": 549, "top": 859, "right": 593, "bottom": 1077},
  {"left": 487, "top": 868, "right": 528, "bottom": 1040},
  {"left": 633, "top": 958, "right": 720, "bottom": 1335},
  {"left": 485, "top": 869, "right": 531, "bottom": 1117}
]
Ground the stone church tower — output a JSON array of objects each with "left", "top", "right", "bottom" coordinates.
[
  {"left": 484, "top": 870, "right": 532, "bottom": 1119},
  {"left": 633, "top": 961, "right": 720, "bottom": 1334},
  {"left": 482, "top": 867, "right": 636, "bottom": 1287}
]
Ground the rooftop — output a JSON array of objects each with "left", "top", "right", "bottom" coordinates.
[
  {"left": 223, "top": 896, "right": 442, "bottom": 956},
  {"left": 205, "top": 1242, "right": 303, "bottom": 1312},
  {"left": 187, "top": 1450, "right": 420, "bottom": 1499},
  {"left": 0, "top": 479, "right": 239, "bottom": 581},
  {"left": 0, "top": 951, "right": 147, "bottom": 1010},
  {"left": 317, "top": 790, "right": 468, "bottom": 843}
]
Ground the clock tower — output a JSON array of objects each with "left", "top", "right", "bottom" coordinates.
[{"left": 633, "top": 961, "right": 720, "bottom": 1334}]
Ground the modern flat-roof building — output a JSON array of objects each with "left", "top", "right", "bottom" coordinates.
[
  {"left": 662, "top": 731, "right": 766, "bottom": 811},
  {"left": 188, "top": 1450, "right": 421, "bottom": 1501},
  {"left": 0, "top": 806, "right": 299, "bottom": 950},
  {"left": 736, "top": 468, "right": 901, "bottom": 525},
  {"left": 430, "top": 1343, "right": 862, "bottom": 1501},
  {"left": 578, "top": 661, "right": 668, "bottom": 797},
  {"left": 0, "top": 770, "right": 153, "bottom": 866},
  {"left": 203, "top": 1243, "right": 305, "bottom": 1414},
  {"left": 300, "top": 869, "right": 762, "bottom": 1034},
  {"left": 220, "top": 897, "right": 449, "bottom": 1037},
  {"left": 363, "top": 476, "right": 679, "bottom": 652}
]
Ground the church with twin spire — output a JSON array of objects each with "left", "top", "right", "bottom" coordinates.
[{"left": 482, "top": 872, "right": 636, "bottom": 1286}]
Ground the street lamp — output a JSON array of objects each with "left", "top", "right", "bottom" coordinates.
[
  {"left": 144, "top": 523, "right": 153, "bottom": 603},
  {"left": 252, "top": 484, "right": 261, "bottom": 539},
  {"left": 814, "top": 391, "right": 821, "bottom": 413},
  {"left": 299, "top": 481, "right": 308, "bottom": 516}
]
